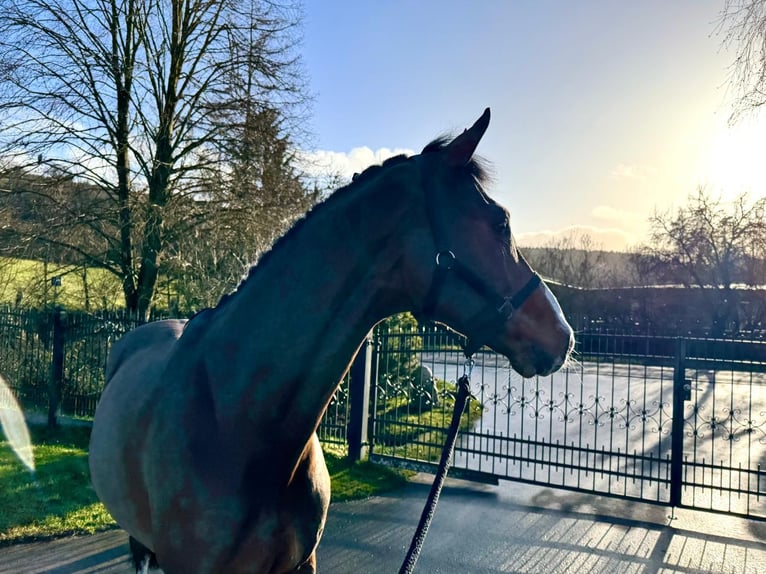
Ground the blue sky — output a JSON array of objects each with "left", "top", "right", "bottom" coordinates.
[{"left": 300, "top": 1, "right": 766, "bottom": 250}]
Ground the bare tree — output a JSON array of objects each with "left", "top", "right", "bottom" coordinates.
[
  {"left": 524, "top": 232, "right": 614, "bottom": 288},
  {"left": 0, "top": 0, "right": 310, "bottom": 318},
  {"left": 718, "top": 0, "right": 766, "bottom": 122},
  {"left": 638, "top": 189, "right": 765, "bottom": 288},
  {"left": 634, "top": 188, "right": 766, "bottom": 333}
]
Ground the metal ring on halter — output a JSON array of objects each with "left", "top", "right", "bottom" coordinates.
[{"left": 435, "top": 250, "right": 456, "bottom": 269}]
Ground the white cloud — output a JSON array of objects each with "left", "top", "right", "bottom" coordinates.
[
  {"left": 297, "top": 146, "right": 415, "bottom": 181},
  {"left": 610, "top": 163, "right": 657, "bottom": 181},
  {"left": 515, "top": 225, "right": 638, "bottom": 252}
]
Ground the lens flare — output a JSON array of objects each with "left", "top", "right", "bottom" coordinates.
[{"left": 0, "top": 374, "right": 35, "bottom": 473}]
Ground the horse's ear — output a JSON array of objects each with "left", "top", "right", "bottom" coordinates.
[{"left": 446, "top": 108, "right": 490, "bottom": 166}]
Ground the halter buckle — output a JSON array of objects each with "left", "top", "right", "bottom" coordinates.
[{"left": 497, "top": 297, "right": 514, "bottom": 319}]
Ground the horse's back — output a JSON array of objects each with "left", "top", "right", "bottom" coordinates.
[{"left": 105, "top": 319, "right": 188, "bottom": 382}]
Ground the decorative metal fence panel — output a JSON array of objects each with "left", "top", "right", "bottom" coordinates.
[
  {"left": 0, "top": 306, "right": 351, "bottom": 440},
  {"left": 3, "top": 305, "right": 764, "bottom": 519},
  {"left": 676, "top": 338, "right": 766, "bottom": 517},
  {"left": 369, "top": 327, "right": 766, "bottom": 521},
  {"left": 318, "top": 371, "right": 351, "bottom": 446},
  {"left": 0, "top": 306, "right": 53, "bottom": 412},
  {"left": 0, "top": 307, "right": 148, "bottom": 418},
  {"left": 58, "top": 312, "right": 140, "bottom": 417}
]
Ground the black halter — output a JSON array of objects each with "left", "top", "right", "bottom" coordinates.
[
  {"left": 419, "top": 249, "right": 541, "bottom": 355},
  {"left": 418, "top": 167, "right": 542, "bottom": 356}
]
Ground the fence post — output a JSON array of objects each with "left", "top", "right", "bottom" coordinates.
[
  {"left": 669, "top": 337, "right": 687, "bottom": 508},
  {"left": 48, "top": 307, "right": 65, "bottom": 428},
  {"left": 347, "top": 332, "right": 373, "bottom": 462}
]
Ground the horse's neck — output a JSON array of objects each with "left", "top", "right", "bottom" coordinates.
[{"left": 200, "top": 179, "right": 418, "bottom": 464}]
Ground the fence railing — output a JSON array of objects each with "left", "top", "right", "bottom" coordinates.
[
  {"left": 0, "top": 307, "right": 354, "bottom": 436},
  {"left": 368, "top": 326, "right": 766, "bottom": 521},
  {"left": 2, "top": 307, "right": 765, "bottom": 520},
  {"left": 0, "top": 307, "right": 154, "bottom": 423}
]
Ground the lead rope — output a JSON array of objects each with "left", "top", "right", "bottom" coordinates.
[{"left": 398, "top": 354, "right": 474, "bottom": 574}]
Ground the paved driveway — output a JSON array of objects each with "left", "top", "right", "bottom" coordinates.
[{"left": 1, "top": 476, "right": 765, "bottom": 573}]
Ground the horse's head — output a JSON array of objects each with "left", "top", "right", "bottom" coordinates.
[{"left": 403, "top": 108, "right": 573, "bottom": 377}]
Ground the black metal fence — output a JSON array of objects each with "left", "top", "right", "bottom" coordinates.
[
  {"left": 2, "top": 306, "right": 764, "bottom": 521},
  {"left": 0, "top": 307, "right": 140, "bottom": 421},
  {"left": 369, "top": 326, "right": 766, "bottom": 521},
  {"left": 317, "top": 370, "right": 351, "bottom": 447},
  {"left": 0, "top": 306, "right": 353, "bottom": 437}
]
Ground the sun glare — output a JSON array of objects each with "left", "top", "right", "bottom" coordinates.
[
  {"left": 0, "top": 374, "right": 35, "bottom": 473},
  {"left": 700, "top": 116, "right": 766, "bottom": 200}
]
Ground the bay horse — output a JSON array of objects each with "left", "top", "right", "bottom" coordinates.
[{"left": 89, "top": 108, "right": 574, "bottom": 574}]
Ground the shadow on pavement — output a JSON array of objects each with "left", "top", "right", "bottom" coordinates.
[{"left": 1, "top": 478, "right": 764, "bottom": 573}]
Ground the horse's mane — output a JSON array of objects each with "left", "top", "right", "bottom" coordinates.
[{"left": 210, "top": 135, "right": 490, "bottom": 312}]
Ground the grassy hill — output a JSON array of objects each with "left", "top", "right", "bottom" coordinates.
[{"left": 0, "top": 257, "right": 122, "bottom": 310}]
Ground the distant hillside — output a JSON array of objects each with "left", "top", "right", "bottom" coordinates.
[{"left": 0, "top": 170, "right": 109, "bottom": 265}]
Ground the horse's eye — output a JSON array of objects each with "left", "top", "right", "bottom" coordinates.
[{"left": 495, "top": 218, "right": 510, "bottom": 236}]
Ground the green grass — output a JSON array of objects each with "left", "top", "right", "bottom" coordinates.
[
  {"left": 0, "top": 425, "right": 109, "bottom": 544},
  {"left": 324, "top": 450, "right": 409, "bottom": 500},
  {"left": 0, "top": 423, "right": 408, "bottom": 546}
]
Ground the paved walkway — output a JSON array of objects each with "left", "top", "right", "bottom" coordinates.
[{"left": 1, "top": 476, "right": 765, "bottom": 573}]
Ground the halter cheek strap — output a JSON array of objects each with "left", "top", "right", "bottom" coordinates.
[{"left": 416, "top": 154, "right": 542, "bottom": 354}]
